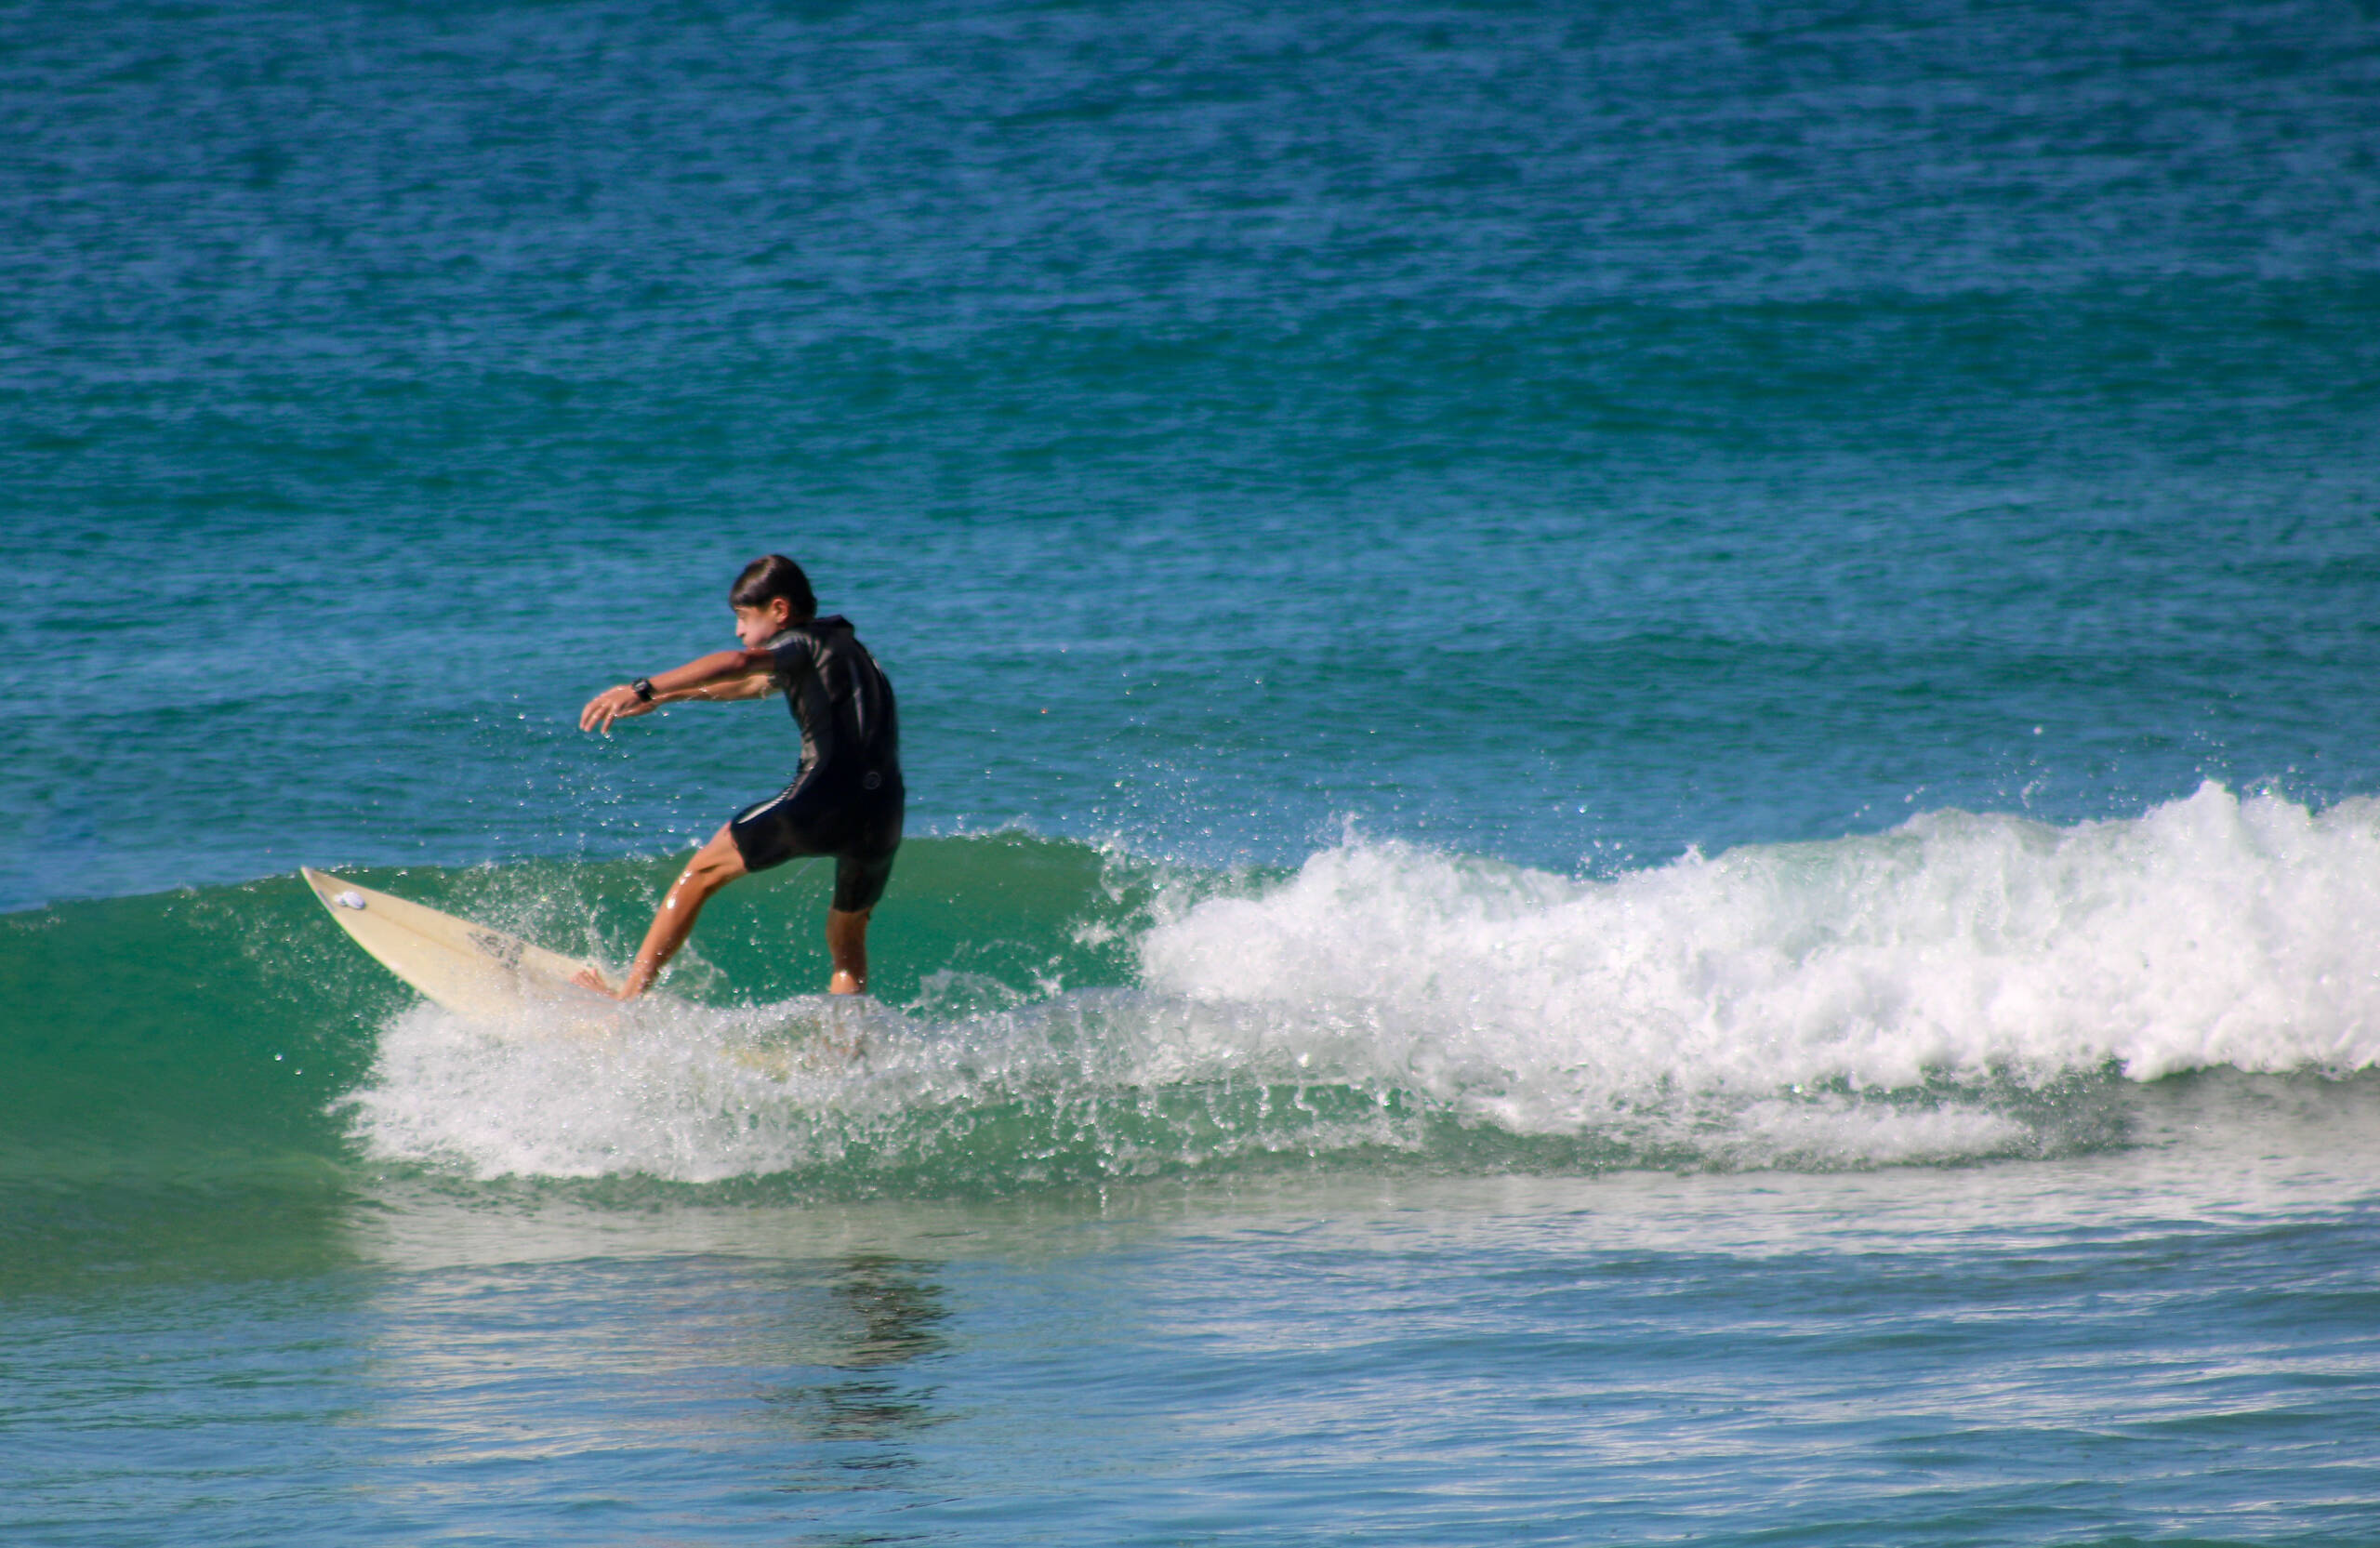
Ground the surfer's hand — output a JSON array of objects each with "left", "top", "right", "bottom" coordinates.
[{"left": 579, "top": 684, "right": 654, "bottom": 734}]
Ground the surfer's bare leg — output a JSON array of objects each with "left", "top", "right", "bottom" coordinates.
[
  {"left": 581, "top": 825, "right": 747, "bottom": 1000},
  {"left": 826, "top": 906, "right": 869, "bottom": 995}
]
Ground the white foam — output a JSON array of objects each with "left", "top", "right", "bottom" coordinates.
[
  {"left": 342, "top": 982, "right": 1435, "bottom": 1183},
  {"left": 1142, "top": 783, "right": 2380, "bottom": 1112},
  {"left": 343, "top": 995, "right": 917, "bottom": 1182}
]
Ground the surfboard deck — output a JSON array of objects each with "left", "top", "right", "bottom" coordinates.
[
  {"left": 300, "top": 867, "right": 620, "bottom": 1022},
  {"left": 300, "top": 867, "right": 886, "bottom": 1066}
]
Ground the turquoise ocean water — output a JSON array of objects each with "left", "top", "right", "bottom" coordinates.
[{"left": 8, "top": 1, "right": 2380, "bottom": 1541}]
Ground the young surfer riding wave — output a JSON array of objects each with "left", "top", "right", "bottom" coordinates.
[{"left": 576, "top": 554, "right": 903, "bottom": 999}]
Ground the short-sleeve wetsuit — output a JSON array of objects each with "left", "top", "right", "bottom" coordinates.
[{"left": 724, "top": 615, "right": 904, "bottom": 913}]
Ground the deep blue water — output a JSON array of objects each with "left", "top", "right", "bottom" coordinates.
[{"left": 7, "top": 0, "right": 2380, "bottom": 1541}]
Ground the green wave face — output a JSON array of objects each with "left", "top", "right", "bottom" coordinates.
[{"left": 0, "top": 833, "right": 1150, "bottom": 1171}]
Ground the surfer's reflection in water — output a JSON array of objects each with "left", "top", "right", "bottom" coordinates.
[
  {"left": 757, "top": 1254, "right": 952, "bottom": 1475},
  {"left": 577, "top": 552, "right": 904, "bottom": 1002}
]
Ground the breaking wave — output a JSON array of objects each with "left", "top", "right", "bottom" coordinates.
[{"left": 328, "top": 784, "right": 2380, "bottom": 1186}]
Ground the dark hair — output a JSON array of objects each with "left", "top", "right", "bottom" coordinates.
[{"left": 729, "top": 554, "right": 815, "bottom": 619}]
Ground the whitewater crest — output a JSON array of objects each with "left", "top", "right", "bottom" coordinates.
[
  {"left": 347, "top": 786, "right": 2380, "bottom": 1184},
  {"left": 1144, "top": 783, "right": 2380, "bottom": 1092}
]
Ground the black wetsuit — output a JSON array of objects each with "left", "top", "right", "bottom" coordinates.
[{"left": 725, "top": 615, "right": 904, "bottom": 913}]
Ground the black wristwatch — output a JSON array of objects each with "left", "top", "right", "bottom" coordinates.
[{"left": 630, "top": 678, "right": 655, "bottom": 703}]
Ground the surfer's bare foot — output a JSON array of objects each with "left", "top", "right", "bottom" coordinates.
[
  {"left": 827, "top": 970, "right": 864, "bottom": 996},
  {"left": 574, "top": 965, "right": 628, "bottom": 999}
]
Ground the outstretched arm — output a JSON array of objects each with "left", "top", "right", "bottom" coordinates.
[{"left": 579, "top": 649, "right": 776, "bottom": 734}]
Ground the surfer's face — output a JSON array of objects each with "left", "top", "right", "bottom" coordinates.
[{"left": 734, "top": 602, "right": 791, "bottom": 650}]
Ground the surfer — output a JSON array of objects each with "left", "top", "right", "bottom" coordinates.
[{"left": 575, "top": 554, "right": 903, "bottom": 999}]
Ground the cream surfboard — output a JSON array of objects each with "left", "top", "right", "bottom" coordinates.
[
  {"left": 300, "top": 867, "right": 620, "bottom": 1022},
  {"left": 301, "top": 867, "right": 878, "bottom": 1065}
]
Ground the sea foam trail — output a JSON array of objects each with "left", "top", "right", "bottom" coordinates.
[
  {"left": 346, "top": 786, "right": 2380, "bottom": 1184},
  {"left": 1144, "top": 783, "right": 2380, "bottom": 1105}
]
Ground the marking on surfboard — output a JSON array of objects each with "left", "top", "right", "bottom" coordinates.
[{"left": 466, "top": 929, "right": 526, "bottom": 970}]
